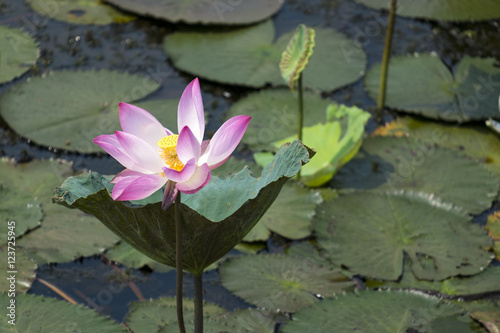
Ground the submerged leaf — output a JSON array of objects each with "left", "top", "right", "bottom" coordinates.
[
  {"left": 279, "top": 24, "right": 315, "bottom": 92},
  {"left": 314, "top": 191, "right": 493, "bottom": 281},
  {"left": 53, "top": 141, "right": 312, "bottom": 275}
]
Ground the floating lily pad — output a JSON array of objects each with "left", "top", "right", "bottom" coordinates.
[
  {"left": 368, "top": 262, "right": 500, "bottom": 296},
  {"left": 125, "top": 297, "right": 228, "bottom": 332},
  {"left": 356, "top": 0, "right": 500, "bottom": 21},
  {"left": 373, "top": 116, "right": 500, "bottom": 182},
  {"left": 54, "top": 141, "right": 312, "bottom": 274},
  {"left": 314, "top": 191, "right": 493, "bottom": 281},
  {"left": 164, "top": 20, "right": 366, "bottom": 91},
  {"left": 0, "top": 158, "right": 119, "bottom": 264},
  {"left": 485, "top": 212, "right": 500, "bottom": 261},
  {"left": 104, "top": 242, "right": 173, "bottom": 273},
  {"left": 219, "top": 308, "right": 285, "bottom": 333},
  {"left": 365, "top": 55, "right": 500, "bottom": 122},
  {"left": 0, "top": 26, "right": 39, "bottom": 85},
  {"left": 0, "top": 70, "right": 161, "bottom": 153},
  {"left": 282, "top": 290, "right": 472, "bottom": 333},
  {"left": 0, "top": 186, "right": 42, "bottom": 247},
  {"left": 226, "top": 89, "right": 331, "bottom": 151},
  {"left": 274, "top": 103, "right": 371, "bottom": 187},
  {"left": 331, "top": 136, "right": 498, "bottom": 214},
  {"left": 0, "top": 249, "right": 37, "bottom": 294},
  {"left": 219, "top": 254, "right": 353, "bottom": 313},
  {"left": 105, "top": 0, "right": 283, "bottom": 24},
  {"left": 26, "top": 0, "right": 135, "bottom": 25},
  {"left": 0, "top": 293, "right": 126, "bottom": 332}
]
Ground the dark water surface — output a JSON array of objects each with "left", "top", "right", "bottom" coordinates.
[{"left": 1, "top": 0, "right": 499, "bottom": 323}]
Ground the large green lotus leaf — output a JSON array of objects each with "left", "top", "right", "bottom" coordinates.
[
  {"left": 274, "top": 103, "right": 371, "bottom": 187},
  {"left": 486, "top": 212, "right": 500, "bottom": 261},
  {"left": 356, "top": 0, "right": 500, "bottom": 21},
  {"left": 219, "top": 254, "right": 354, "bottom": 313},
  {"left": 26, "top": 0, "right": 135, "bottom": 25},
  {"left": 331, "top": 136, "right": 499, "bottom": 215},
  {"left": 0, "top": 186, "right": 42, "bottom": 246},
  {"left": 368, "top": 262, "right": 500, "bottom": 296},
  {"left": 125, "top": 297, "right": 228, "bottom": 333},
  {"left": 226, "top": 89, "right": 331, "bottom": 151},
  {"left": 210, "top": 156, "right": 262, "bottom": 179},
  {"left": 279, "top": 24, "right": 315, "bottom": 92},
  {"left": 373, "top": 116, "right": 500, "bottom": 182},
  {"left": 0, "top": 293, "right": 126, "bottom": 332},
  {"left": 164, "top": 20, "right": 366, "bottom": 91},
  {"left": 365, "top": 55, "right": 500, "bottom": 122},
  {"left": 314, "top": 191, "right": 493, "bottom": 281},
  {"left": 0, "top": 158, "right": 119, "bottom": 264},
  {"left": 0, "top": 26, "right": 39, "bottom": 85},
  {"left": 282, "top": 290, "right": 472, "bottom": 333},
  {"left": 105, "top": 0, "right": 283, "bottom": 24},
  {"left": 0, "top": 70, "right": 161, "bottom": 153},
  {"left": 104, "top": 242, "right": 173, "bottom": 273},
  {"left": 0, "top": 249, "right": 37, "bottom": 293},
  {"left": 53, "top": 141, "right": 312, "bottom": 274}
]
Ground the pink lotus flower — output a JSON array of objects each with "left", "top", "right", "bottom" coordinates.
[{"left": 93, "top": 78, "right": 251, "bottom": 210}]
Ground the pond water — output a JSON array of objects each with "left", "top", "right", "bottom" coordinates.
[{"left": 1, "top": 0, "right": 499, "bottom": 330}]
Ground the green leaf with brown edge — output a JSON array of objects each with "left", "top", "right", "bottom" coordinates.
[
  {"left": 53, "top": 140, "right": 313, "bottom": 275},
  {"left": 279, "top": 24, "right": 315, "bottom": 92}
]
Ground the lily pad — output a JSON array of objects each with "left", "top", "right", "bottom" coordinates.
[
  {"left": 0, "top": 186, "right": 42, "bottom": 246},
  {"left": 368, "top": 262, "right": 500, "bottom": 296},
  {"left": 26, "top": 0, "right": 135, "bottom": 25},
  {"left": 274, "top": 103, "right": 371, "bottom": 187},
  {"left": 365, "top": 55, "right": 500, "bottom": 122},
  {"left": 0, "top": 158, "right": 119, "bottom": 264},
  {"left": 372, "top": 116, "right": 500, "bottom": 182},
  {"left": 219, "top": 308, "right": 285, "bottom": 333},
  {"left": 125, "top": 297, "right": 228, "bottom": 333},
  {"left": 279, "top": 24, "right": 315, "bottom": 92},
  {"left": 105, "top": 0, "right": 283, "bottom": 25},
  {"left": 0, "top": 249, "right": 37, "bottom": 293},
  {"left": 356, "top": 0, "right": 500, "bottom": 21},
  {"left": 104, "top": 242, "right": 173, "bottom": 273},
  {"left": 0, "top": 70, "right": 161, "bottom": 153},
  {"left": 485, "top": 212, "right": 500, "bottom": 261},
  {"left": 0, "top": 26, "right": 39, "bottom": 85},
  {"left": 282, "top": 290, "right": 472, "bottom": 333},
  {"left": 53, "top": 141, "right": 312, "bottom": 275},
  {"left": 164, "top": 20, "right": 366, "bottom": 91},
  {"left": 0, "top": 293, "right": 126, "bottom": 332},
  {"left": 225, "top": 89, "right": 331, "bottom": 151},
  {"left": 331, "top": 136, "right": 499, "bottom": 215},
  {"left": 219, "top": 254, "right": 354, "bottom": 313},
  {"left": 314, "top": 191, "right": 493, "bottom": 281}
]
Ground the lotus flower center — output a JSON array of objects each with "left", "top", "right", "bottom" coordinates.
[{"left": 158, "top": 135, "right": 184, "bottom": 172}]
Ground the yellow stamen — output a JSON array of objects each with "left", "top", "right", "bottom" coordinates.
[{"left": 158, "top": 135, "right": 184, "bottom": 172}]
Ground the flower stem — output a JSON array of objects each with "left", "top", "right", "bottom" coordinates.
[
  {"left": 377, "top": 0, "right": 397, "bottom": 114},
  {"left": 194, "top": 273, "right": 204, "bottom": 333},
  {"left": 297, "top": 73, "right": 304, "bottom": 181},
  {"left": 175, "top": 192, "right": 186, "bottom": 333}
]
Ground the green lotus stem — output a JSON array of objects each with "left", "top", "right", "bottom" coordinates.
[
  {"left": 297, "top": 74, "right": 304, "bottom": 180},
  {"left": 194, "top": 273, "right": 203, "bottom": 333},
  {"left": 378, "top": 0, "right": 397, "bottom": 111},
  {"left": 175, "top": 192, "right": 186, "bottom": 333}
]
